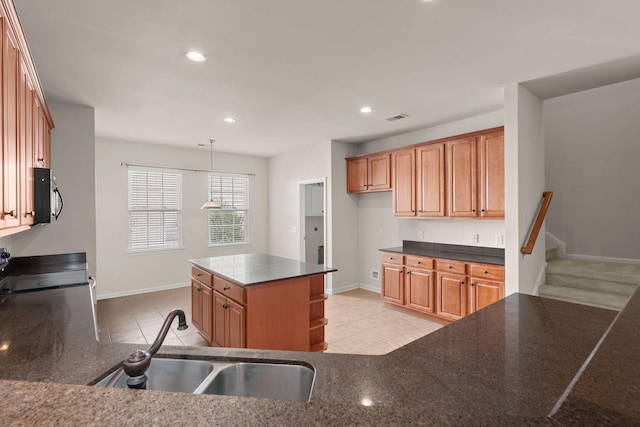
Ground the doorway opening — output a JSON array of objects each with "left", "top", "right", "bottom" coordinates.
[{"left": 298, "top": 178, "right": 326, "bottom": 266}]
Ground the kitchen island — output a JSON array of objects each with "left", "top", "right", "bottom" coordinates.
[
  {"left": 1, "top": 257, "right": 640, "bottom": 424},
  {"left": 189, "top": 254, "right": 336, "bottom": 352}
]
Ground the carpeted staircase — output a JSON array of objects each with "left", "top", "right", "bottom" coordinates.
[{"left": 539, "top": 244, "right": 640, "bottom": 311}]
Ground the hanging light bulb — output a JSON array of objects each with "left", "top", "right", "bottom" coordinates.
[{"left": 201, "top": 139, "right": 221, "bottom": 209}]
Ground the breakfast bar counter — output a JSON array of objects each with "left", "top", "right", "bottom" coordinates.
[{"left": 1, "top": 274, "right": 639, "bottom": 424}]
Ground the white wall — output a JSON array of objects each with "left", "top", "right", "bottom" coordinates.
[
  {"left": 504, "top": 84, "right": 546, "bottom": 296},
  {"left": 4, "top": 101, "right": 97, "bottom": 274},
  {"left": 95, "top": 138, "right": 269, "bottom": 299},
  {"left": 354, "top": 111, "right": 506, "bottom": 292},
  {"left": 545, "top": 77, "right": 640, "bottom": 261}
]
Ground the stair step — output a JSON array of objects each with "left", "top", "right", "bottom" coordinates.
[
  {"left": 546, "top": 274, "right": 638, "bottom": 296},
  {"left": 545, "top": 244, "right": 558, "bottom": 262},
  {"left": 546, "top": 258, "right": 640, "bottom": 286},
  {"left": 539, "top": 284, "right": 630, "bottom": 311}
]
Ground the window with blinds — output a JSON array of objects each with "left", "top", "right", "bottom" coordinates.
[
  {"left": 128, "top": 168, "right": 182, "bottom": 251},
  {"left": 207, "top": 174, "right": 249, "bottom": 246}
]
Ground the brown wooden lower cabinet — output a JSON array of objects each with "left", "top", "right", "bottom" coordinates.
[
  {"left": 436, "top": 272, "right": 468, "bottom": 321},
  {"left": 381, "top": 252, "right": 504, "bottom": 322},
  {"left": 191, "top": 278, "right": 212, "bottom": 343},
  {"left": 190, "top": 265, "right": 327, "bottom": 352},
  {"left": 212, "top": 290, "right": 245, "bottom": 348}
]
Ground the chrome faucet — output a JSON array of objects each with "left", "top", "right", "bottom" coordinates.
[{"left": 116, "top": 309, "right": 188, "bottom": 389}]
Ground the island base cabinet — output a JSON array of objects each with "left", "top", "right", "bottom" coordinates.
[
  {"left": 212, "top": 290, "right": 245, "bottom": 348},
  {"left": 191, "top": 279, "right": 213, "bottom": 344},
  {"left": 246, "top": 278, "right": 310, "bottom": 351}
]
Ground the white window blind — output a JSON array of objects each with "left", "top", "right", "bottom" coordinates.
[
  {"left": 207, "top": 174, "right": 249, "bottom": 246},
  {"left": 128, "top": 168, "right": 182, "bottom": 251}
]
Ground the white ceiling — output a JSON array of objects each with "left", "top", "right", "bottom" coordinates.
[{"left": 13, "top": 0, "right": 640, "bottom": 157}]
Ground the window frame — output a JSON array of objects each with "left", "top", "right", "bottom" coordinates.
[
  {"left": 206, "top": 173, "right": 250, "bottom": 247},
  {"left": 127, "top": 167, "right": 183, "bottom": 253}
]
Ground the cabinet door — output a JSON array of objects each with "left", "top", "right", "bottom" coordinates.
[
  {"left": 416, "top": 143, "right": 445, "bottom": 217},
  {"left": 478, "top": 131, "right": 504, "bottom": 218},
  {"left": 436, "top": 273, "right": 467, "bottom": 321},
  {"left": 346, "top": 157, "right": 368, "bottom": 193},
  {"left": 212, "top": 291, "right": 227, "bottom": 347},
  {"left": 2, "top": 21, "right": 20, "bottom": 228},
  {"left": 18, "top": 60, "right": 34, "bottom": 225},
  {"left": 392, "top": 148, "right": 416, "bottom": 216},
  {"left": 406, "top": 268, "right": 434, "bottom": 314},
  {"left": 368, "top": 153, "right": 391, "bottom": 191},
  {"left": 381, "top": 263, "right": 404, "bottom": 305},
  {"left": 469, "top": 279, "right": 503, "bottom": 313},
  {"left": 200, "top": 284, "right": 213, "bottom": 343},
  {"left": 447, "top": 137, "right": 477, "bottom": 217},
  {"left": 226, "top": 298, "right": 245, "bottom": 348},
  {"left": 191, "top": 280, "right": 202, "bottom": 331}
]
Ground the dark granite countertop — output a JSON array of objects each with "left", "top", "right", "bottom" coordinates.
[
  {"left": 2, "top": 253, "right": 640, "bottom": 424},
  {"left": 190, "top": 253, "right": 336, "bottom": 286},
  {"left": 381, "top": 240, "right": 505, "bottom": 265}
]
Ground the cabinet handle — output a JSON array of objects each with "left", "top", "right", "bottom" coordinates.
[
  {"left": 24, "top": 211, "right": 34, "bottom": 217},
  {"left": 223, "top": 286, "right": 231, "bottom": 290},
  {"left": 484, "top": 271, "right": 489, "bottom": 274},
  {"left": 448, "top": 266, "right": 453, "bottom": 269},
  {"left": 460, "top": 281, "right": 465, "bottom": 285},
  {"left": 471, "top": 283, "right": 475, "bottom": 286},
  {"left": 222, "top": 304, "right": 228, "bottom": 309},
  {"left": 197, "top": 273, "right": 203, "bottom": 276},
  {"left": 481, "top": 209, "right": 485, "bottom": 212},
  {"left": 417, "top": 261, "right": 421, "bottom": 264},
  {"left": 3, "top": 210, "right": 15, "bottom": 218},
  {"left": 472, "top": 209, "right": 476, "bottom": 213},
  {"left": 406, "top": 271, "right": 410, "bottom": 275},
  {"left": 196, "top": 287, "right": 201, "bottom": 292}
]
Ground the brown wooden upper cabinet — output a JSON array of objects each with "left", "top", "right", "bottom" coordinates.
[
  {"left": 390, "top": 127, "right": 504, "bottom": 219},
  {"left": 346, "top": 152, "right": 391, "bottom": 193},
  {"left": 0, "top": 2, "right": 54, "bottom": 236}
]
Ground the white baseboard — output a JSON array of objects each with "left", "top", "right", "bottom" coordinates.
[
  {"left": 97, "top": 282, "right": 190, "bottom": 300},
  {"left": 327, "top": 283, "right": 381, "bottom": 295},
  {"left": 359, "top": 283, "right": 381, "bottom": 294},
  {"left": 564, "top": 253, "right": 640, "bottom": 266}
]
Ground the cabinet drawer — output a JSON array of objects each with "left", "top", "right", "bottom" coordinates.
[
  {"left": 435, "top": 259, "right": 466, "bottom": 275},
  {"left": 469, "top": 264, "right": 504, "bottom": 281},
  {"left": 191, "top": 266, "right": 212, "bottom": 286},
  {"left": 213, "top": 276, "right": 246, "bottom": 305},
  {"left": 405, "top": 255, "right": 434, "bottom": 269},
  {"left": 382, "top": 252, "right": 404, "bottom": 265}
]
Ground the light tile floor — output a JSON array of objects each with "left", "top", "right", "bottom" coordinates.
[{"left": 97, "top": 287, "right": 444, "bottom": 355}]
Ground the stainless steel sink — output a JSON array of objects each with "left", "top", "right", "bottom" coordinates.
[
  {"left": 196, "top": 362, "right": 315, "bottom": 402},
  {"left": 95, "top": 359, "right": 315, "bottom": 401},
  {"left": 95, "top": 358, "right": 215, "bottom": 393}
]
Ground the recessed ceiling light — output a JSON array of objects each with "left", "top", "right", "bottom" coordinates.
[
  {"left": 186, "top": 51, "right": 206, "bottom": 62},
  {"left": 223, "top": 117, "right": 237, "bottom": 124},
  {"left": 360, "top": 106, "right": 373, "bottom": 114}
]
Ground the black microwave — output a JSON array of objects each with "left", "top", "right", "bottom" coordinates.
[{"left": 34, "top": 168, "right": 63, "bottom": 225}]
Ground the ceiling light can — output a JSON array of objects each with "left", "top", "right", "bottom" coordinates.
[
  {"left": 186, "top": 51, "right": 206, "bottom": 62},
  {"left": 360, "top": 106, "right": 373, "bottom": 114},
  {"left": 223, "top": 117, "right": 237, "bottom": 124}
]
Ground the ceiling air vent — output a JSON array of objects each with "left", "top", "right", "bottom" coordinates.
[{"left": 385, "top": 113, "right": 410, "bottom": 122}]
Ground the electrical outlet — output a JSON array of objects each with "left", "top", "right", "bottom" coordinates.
[
  {"left": 496, "top": 234, "right": 505, "bottom": 245},
  {"left": 472, "top": 233, "right": 479, "bottom": 244},
  {"left": 418, "top": 231, "right": 424, "bottom": 239},
  {"left": 291, "top": 226, "right": 297, "bottom": 233}
]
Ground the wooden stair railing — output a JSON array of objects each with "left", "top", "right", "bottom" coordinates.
[{"left": 521, "top": 191, "right": 553, "bottom": 255}]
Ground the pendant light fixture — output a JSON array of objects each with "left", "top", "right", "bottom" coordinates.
[{"left": 200, "top": 139, "right": 221, "bottom": 209}]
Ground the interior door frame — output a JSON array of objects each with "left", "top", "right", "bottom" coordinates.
[{"left": 298, "top": 177, "right": 327, "bottom": 266}]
